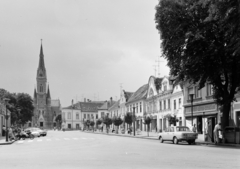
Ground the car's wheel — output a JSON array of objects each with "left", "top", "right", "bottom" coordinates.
[
  {"left": 173, "top": 137, "right": 178, "bottom": 144},
  {"left": 159, "top": 136, "right": 164, "bottom": 143},
  {"left": 30, "top": 134, "right": 34, "bottom": 139}
]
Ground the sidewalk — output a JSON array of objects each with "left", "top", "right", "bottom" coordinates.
[
  {"left": 82, "top": 130, "right": 240, "bottom": 148},
  {"left": 0, "top": 136, "right": 15, "bottom": 145}
]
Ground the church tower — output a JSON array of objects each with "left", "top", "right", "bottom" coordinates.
[{"left": 33, "top": 42, "right": 53, "bottom": 129}]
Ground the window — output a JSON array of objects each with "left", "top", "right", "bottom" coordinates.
[
  {"left": 174, "top": 100, "right": 176, "bottom": 110},
  {"left": 207, "top": 83, "right": 213, "bottom": 96},
  {"left": 84, "top": 114, "right": 86, "bottom": 119},
  {"left": 101, "top": 112, "right": 104, "bottom": 118},
  {"left": 164, "top": 100, "right": 166, "bottom": 110},
  {"left": 87, "top": 114, "right": 90, "bottom": 119},
  {"left": 163, "top": 82, "right": 167, "bottom": 91},
  {"left": 76, "top": 113, "right": 79, "bottom": 119},
  {"left": 194, "top": 86, "right": 201, "bottom": 98},
  {"left": 188, "top": 87, "right": 193, "bottom": 100},
  {"left": 68, "top": 112, "right": 71, "bottom": 119},
  {"left": 91, "top": 114, "right": 94, "bottom": 119},
  {"left": 159, "top": 101, "right": 162, "bottom": 111},
  {"left": 140, "top": 102, "right": 142, "bottom": 112},
  {"left": 96, "top": 114, "right": 98, "bottom": 119},
  {"left": 168, "top": 99, "right": 170, "bottom": 109},
  {"left": 136, "top": 103, "right": 138, "bottom": 113},
  {"left": 179, "top": 98, "right": 181, "bottom": 108}
]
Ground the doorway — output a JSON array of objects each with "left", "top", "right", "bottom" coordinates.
[
  {"left": 236, "top": 111, "right": 240, "bottom": 128},
  {"left": 207, "top": 117, "right": 216, "bottom": 142}
]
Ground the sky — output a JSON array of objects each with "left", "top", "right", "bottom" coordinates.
[{"left": 0, "top": 0, "right": 169, "bottom": 107}]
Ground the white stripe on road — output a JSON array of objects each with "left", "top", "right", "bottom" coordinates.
[
  {"left": 64, "top": 138, "right": 70, "bottom": 140},
  {"left": 18, "top": 141, "right": 24, "bottom": 143},
  {"left": 46, "top": 139, "right": 51, "bottom": 141},
  {"left": 28, "top": 140, "right": 33, "bottom": 143}
]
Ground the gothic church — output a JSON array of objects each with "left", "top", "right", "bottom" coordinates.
[{"left": 32, "top": 43, "right": 61, "bottom": 129}]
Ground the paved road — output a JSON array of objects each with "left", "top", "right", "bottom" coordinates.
[{"left": 0, "top": 131, "right": 239, "bottom": 169}]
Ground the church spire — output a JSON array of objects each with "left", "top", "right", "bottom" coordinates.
[{"left": 38, "top": 40, "right": 46, "bottom": 71}]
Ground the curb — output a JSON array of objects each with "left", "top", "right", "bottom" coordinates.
[
  {"left": 0, "top": 140, "right": 15, "bottom": 145},
  {"left": 82, "top": 131, "right": 240, "bottom": 147}
]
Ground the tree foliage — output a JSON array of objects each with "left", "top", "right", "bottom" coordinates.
[
  {"left": 112, "top": 116, "right": 123, "bottom": 127},
  {"left": 124, "top": 113, "right": 133, "bottom": 125},
  {"left": 102, "top": 115, "right": 112, "bottom": 127},
  {"left": 96, "top": 118, "right": 102, "bottom": 126},
  {"left": 0, "top": 89, "right": 34, "bottom": 126},
  {"left": 164, "top": 114, "right": 179, "bottom": 126},
  {"left": 155, "top": 0, "right": 240, "bottom": 129}
]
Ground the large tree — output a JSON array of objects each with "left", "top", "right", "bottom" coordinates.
[
  {"left": 112, "top": 116, "right": 123, "bottom": 134},
  {"left": 0, "top": 89, "right": 34, "bottom": 126},
  {"left": 155, "top": 0, "right": 240, "bottom": 130}
]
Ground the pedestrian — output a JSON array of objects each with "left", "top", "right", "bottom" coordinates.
[
  {"left": 214, "top": 122, "right": 221, "bottom": 144},
  {"left": 2, "top": 125, "right": 6, "bottom": 136},
  {"left": 192, "top": 124, "right": 197, "bottom": 133},
  {"left": 8, "top": 127, "right": 15, "bottom": 141}
]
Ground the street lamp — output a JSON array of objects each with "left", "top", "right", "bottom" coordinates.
[
  {"left": 72, "top": 99, "right": 74, "bottom": 130},
  {"left": 189, "top": 94, "right": 194, "bottom": 126},
  {"left": 133, "top": 107, "right": 135, "bottom": 136},
  {"left": 3, "top": 98, "right": 10, "bottom": 142}
]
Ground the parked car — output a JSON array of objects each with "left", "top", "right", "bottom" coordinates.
[
  {"left": 36, "top": 128, "right": 47, "bottom": 136},
  {"left": 24, "top": 128, "right": 41, "bottom": 137},
  {"left": 158, "top": 126, "right": 198, "bottom": 145}
]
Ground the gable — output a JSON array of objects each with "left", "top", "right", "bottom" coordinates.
[{"left": 146, "top": 76, "right": 158, "bottom": 99}]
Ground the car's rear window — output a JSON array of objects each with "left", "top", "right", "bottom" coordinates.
[{"left": 176, "top": 127, "right": 190, "bottom": 131}]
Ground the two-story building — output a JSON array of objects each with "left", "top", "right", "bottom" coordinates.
[
  {"left": 62, "top": 102, "right": 81, "bottom": 130},
  {"left": 126, "top": 84, "right": 148, "bottom": 131}
]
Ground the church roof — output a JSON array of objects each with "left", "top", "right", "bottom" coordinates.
[
  {"left": 51, "top": 100, "right": 61, "bottom": 107},
  {"left": 47, "top": 85, "right": 51, "bottom": 99},
  {"left": 127, "top": 84, "right": 148, "bottom": 103}
]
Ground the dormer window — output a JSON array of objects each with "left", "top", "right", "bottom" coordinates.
[{"left": 163, "top": 81, "right": 167, "bottom": 91}]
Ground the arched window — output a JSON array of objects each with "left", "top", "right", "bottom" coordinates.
[{"left": 40, "top": 84, "right": 43, "bottom": 92}]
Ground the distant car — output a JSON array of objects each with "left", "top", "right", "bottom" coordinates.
[
  {"left": 24, "top": 128, "right": 41, "bottom": 137},
  {"left": 158, "top": 126, "right": 198, "bottom": 145},
  {"left": 36, "top": 128, "right": 47, "bottom": 136}
]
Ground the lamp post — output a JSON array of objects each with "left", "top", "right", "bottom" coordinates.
[
  {"left": 133, "top": 107, "right": 135, "bottom": 136},
  {"left": 72, "top": 99, "right": 74, "bottom": 130},
  {"left": 189, "top": 94, "right": 194, "bottom": 126},
  {"left": 3, "top": 98, "right": 10, "bottom": 142}
]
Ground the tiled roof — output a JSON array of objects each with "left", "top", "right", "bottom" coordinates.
[
  {"left": 127, "top": 84, "right": 148, "bottom": 103},
  {"left": 98, "top": 100, "right": 117, "bottom": 110},
  {"left": 123, "top": 91, "right": 134, "bottom": 102},
  {"left": 62, "top": 102, "right": 81, "bottom": 110},
  {"left": 108, "top": 100, "right": 120, "bottom": 110},
  {"left": 80, "top": 101, "right": 105, "bottom": 112}
]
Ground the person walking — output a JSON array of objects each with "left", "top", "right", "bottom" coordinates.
[
  {"left": 2, "top": 125, "right": 6, "bottom": 136},
  {"left": 214, "top": 122, "right": 221, "bottom": 144}
]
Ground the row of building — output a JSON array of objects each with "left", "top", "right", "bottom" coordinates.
[{"left": 62, "top": 75, "right": 240, "bottom": 142}]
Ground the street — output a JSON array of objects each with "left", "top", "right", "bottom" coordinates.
[{"left": 0, "top": 131, "right": 239, "bottom": 169}]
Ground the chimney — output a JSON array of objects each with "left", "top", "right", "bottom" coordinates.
[{"left": 110, "top": 97, "right": 112, "bottom": 105}]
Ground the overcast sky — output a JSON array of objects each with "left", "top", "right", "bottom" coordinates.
[{"left": 0, "top": 0, "right": 169, "bottom": 107}]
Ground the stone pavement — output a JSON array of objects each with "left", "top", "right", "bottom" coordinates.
[{"left": 82, "top": 129, "right": 240, "bottom": 147}]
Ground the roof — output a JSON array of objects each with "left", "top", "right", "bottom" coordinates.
[
  {"left": 62, "top": 102, "right": 81, "bottom": 110},
  {"left": 127, "top": 84, "right": 148, "bottom": 103},
  {"left": 123, "top": 91, "right": 134, "bottom": 102},
  {"left": 51, "top": 100, "right": 61, "bottom": 107},
  {"left": 80, "top": 102, "right": 105, "bottom": 112},
  {"left": 108, "top": 100, "right": 120, "bottom": 110},
  {"left": 98, "top": 100, "right": 117, "bottom": 110}
]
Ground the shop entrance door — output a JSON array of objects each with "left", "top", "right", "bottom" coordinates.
[
  {"left": 236, "top": 111, "right": 240, "bottom": 128},
  {"left": 207, "top": 117, "right": 215, "bottom": 142}
]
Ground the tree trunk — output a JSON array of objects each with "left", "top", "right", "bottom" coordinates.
[
  {"left": 222, "top": 102, "right": 231, "bottom": 135},
  {"left": 147, "top": 124, "right": 149, "bottom": 137}
]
